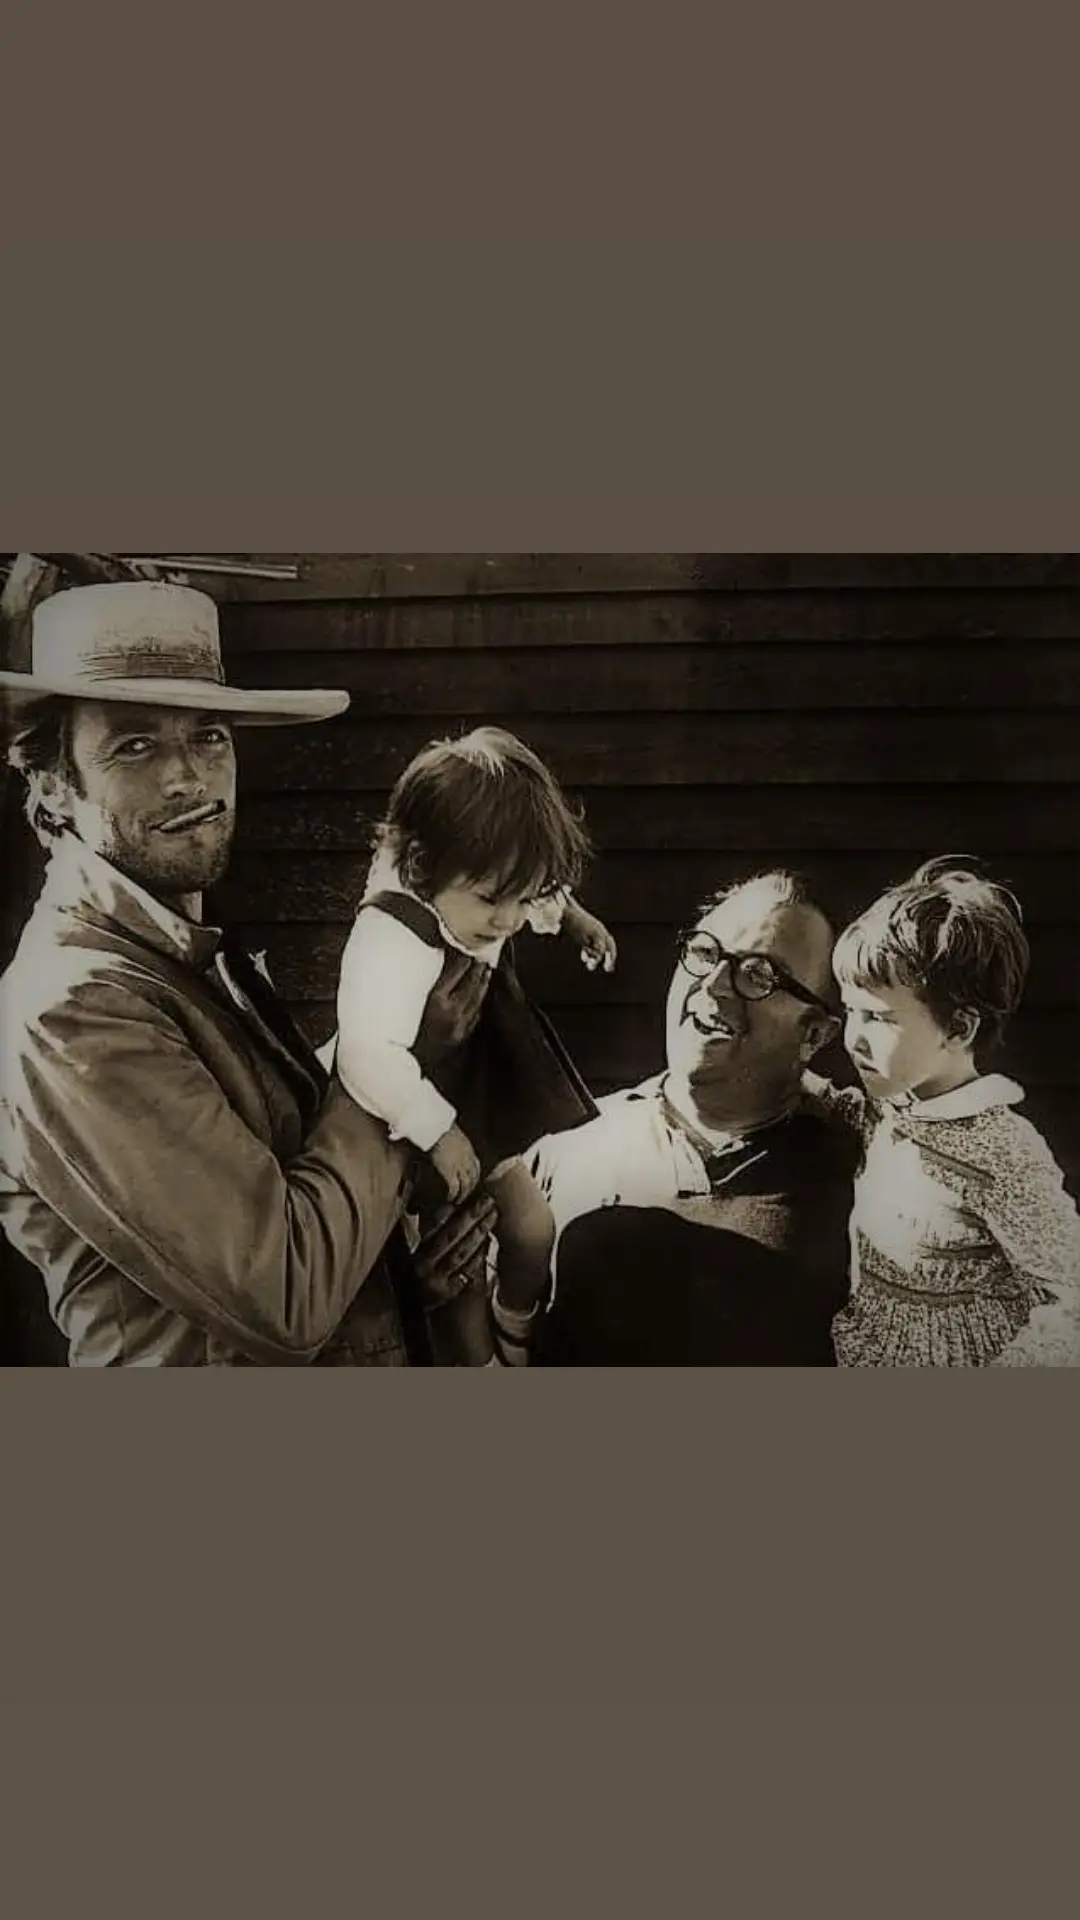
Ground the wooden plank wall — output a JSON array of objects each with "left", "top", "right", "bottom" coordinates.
[{"left": 213, "top": 554, "right": 1080, "bottom": 1194}]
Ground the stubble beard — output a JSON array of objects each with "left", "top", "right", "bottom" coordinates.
[{"left": 106, "top": 814, "right": 236, "bottom": 907}]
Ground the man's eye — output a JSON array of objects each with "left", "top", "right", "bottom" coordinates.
[
  {"left": 116, "top": 738, "right": 153, "bottom": 757},
  {"left": 200, "top": 726, "right": 232, "bottom": 747}
]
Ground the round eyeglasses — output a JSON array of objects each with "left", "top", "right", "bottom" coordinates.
[{"left": 677, "top": 930, "right": 833, "bottom": 1013}]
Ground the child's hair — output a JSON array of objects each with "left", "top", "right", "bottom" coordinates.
[
  {"left": 375, "top": 726, "right": 591, "bottom": 902},
  {"left": 832, "top": 856, "right": 1030, "bottom": 1050}
]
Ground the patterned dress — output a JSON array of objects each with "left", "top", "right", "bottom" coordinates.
[{"left": 802, "top": 1073, "right": 1080, "bottom": 1367}]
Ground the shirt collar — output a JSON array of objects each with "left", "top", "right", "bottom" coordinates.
[
  {"left": 40, "top": 832, "right": 224, "bottom": 971},
  {"left": 657, "top": 1072, "right": 799, "bottom": 1150},
  {"left": 370, "top": 849, "right": 503, "bottom": 966},
  {"left": 887, "top": 1073, "right": 1025, "bottom": 1121}
]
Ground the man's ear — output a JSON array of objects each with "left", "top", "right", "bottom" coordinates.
[
  {"left": 32, "top": 768, "right": 74, "bottom": 830},
  {"left": 799, "top": 1008, "right": 840, "bottom": 1062}
]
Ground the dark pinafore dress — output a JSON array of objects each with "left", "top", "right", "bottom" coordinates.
[
  {"left": 367, "top": 890, "right": 598, "bottom": 1362},
  {"left": 367, "top": 889, "right": 596, "bottom": 1173}
]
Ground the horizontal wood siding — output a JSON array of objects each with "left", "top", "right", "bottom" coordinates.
[{"left": 212, "top": 557, "right": 1080, "bottom": 1191}]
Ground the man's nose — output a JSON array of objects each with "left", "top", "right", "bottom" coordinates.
[
  {"left": 160, "top": 744, "right": 208, "bottom": 795},
  {"left": 703, "top": 955, "right": 738, "bottom": 997}
]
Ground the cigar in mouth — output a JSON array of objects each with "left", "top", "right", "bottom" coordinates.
[{"left": 156, "top": 799, "right": 227, "bottom": 834}]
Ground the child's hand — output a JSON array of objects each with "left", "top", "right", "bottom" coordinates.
[
  {"left": 564, "top": 898, "right": 617, "bottom": 974},
  {"left": 429, "top": 1124, "right": 482, "bottom": 1204}
]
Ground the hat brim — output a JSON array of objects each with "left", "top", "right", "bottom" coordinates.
[{"left": 0, "top": 671, "right": 350, "bottom": 727}]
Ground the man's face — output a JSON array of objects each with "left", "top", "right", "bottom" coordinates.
[
  {"left": 664, "top": 883, "right": 835, "bottom": 1114},
  {"left": 46, "top": 700, "right": 238, "bottom": 905}
]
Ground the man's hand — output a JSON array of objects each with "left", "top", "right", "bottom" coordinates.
[
  {"left": 412, "top": 1187, "right": 498, "bottom": 1307},
  {"left": 429, "top": 1123, "right": 482, "bottom": 1203},
  {"left": 563, "top": 897, "right": 618, "bottom": 974}
]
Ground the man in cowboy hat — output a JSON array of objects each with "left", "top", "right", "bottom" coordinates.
[{"left": 0, "top": 581, "right": 495, "bottom": 1365}]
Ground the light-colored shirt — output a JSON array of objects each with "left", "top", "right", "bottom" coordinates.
[
  {"left": 528, "top": 1074, "right": 768, "bottom": 1237},
  {"left": 335, "top": 850, "right": 567, "bottom": 1151}
]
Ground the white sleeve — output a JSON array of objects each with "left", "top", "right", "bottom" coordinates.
[
  {"left": 525, "top": 1097, "right": 675, "bottom": 1238},
  {"left": 335, "top": 908, "right": 457, "bottom": 1152}
]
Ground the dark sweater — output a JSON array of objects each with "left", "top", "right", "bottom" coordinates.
[{"left": 534, "top": 1112, "right": 857, "bottom": 1367}]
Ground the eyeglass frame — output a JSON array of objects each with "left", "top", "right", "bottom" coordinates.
[{"left": 676, "top": 927, "right": 834, "bottom": 1015}]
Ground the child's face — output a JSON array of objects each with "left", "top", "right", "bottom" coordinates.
[
  {"left": 839, "top": 976, "right": 974, "bottom": 1102},
  {"left": 432, "top": 875, "right": 542, "bottom": 951}
]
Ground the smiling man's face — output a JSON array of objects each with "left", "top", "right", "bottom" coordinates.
[
  {"left": 664, "top": 880, "right": 836, "bottom": 1129},
  {"left": 41, "top": 700, "right": 238, "bottom": 909}
]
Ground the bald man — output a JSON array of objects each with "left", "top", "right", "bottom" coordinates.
[{"left": 528, "top": 872, "right": 859, "bottom": 1365}]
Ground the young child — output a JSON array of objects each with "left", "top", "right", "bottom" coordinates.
[
  {"left": 802, "top": 857, "right": 1080, "bottom": 1367},
  {"left": 334, "top": 726, "right": 617, "bottom": 1365}
]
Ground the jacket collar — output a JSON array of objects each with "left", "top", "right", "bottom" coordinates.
[
  {"left": 39, "top": 832, "right": 224, "bottom": 971},
  {"left": 887, "top": 1073, "right": 1025, "bottom": 1122}
]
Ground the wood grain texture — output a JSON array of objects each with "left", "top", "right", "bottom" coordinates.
[
  {"left": 235, "top": 784, "right": 1080, "bottom": 854},
  {"left": 236, "top": 711, "right": 1080, "bottom": 790},
  {"left": 204, "top": 552, "right": 1080, "bottom": 602},
  {"left": 215, "top": 848, "right": 1080, "bottom": 929},
  {"left": 223, "top": 641, "right": 1080, "bottom": 712},
  {"left": 221, "top": 587, "right": 1080, "bottom": 647}
]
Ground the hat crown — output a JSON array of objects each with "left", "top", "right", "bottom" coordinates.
[{"left": 30, "top": 582, "right": 224, "bottom": 688}]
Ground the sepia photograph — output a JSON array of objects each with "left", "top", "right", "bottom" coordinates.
[{"left": 2, "top": 550, "right": 1077, "bottom": 1368}]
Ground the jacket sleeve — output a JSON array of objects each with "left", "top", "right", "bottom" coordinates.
[{"left": 9, "top": 969, "right": 413, "bottom": 1365}]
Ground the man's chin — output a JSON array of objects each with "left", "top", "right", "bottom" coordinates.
[
  {"left": 113, "top": 831, "right": 234, "bottom": 901},
  {"left": 676, "top": 1024, "right": 741, "bottom": 1066}
]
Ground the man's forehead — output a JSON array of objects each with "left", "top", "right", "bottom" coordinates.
[
  {"left": 699, "top": 889, "right": 800, "bottom": 947},
  {"left": 698, "top": 889, "right": 834, "bottom": 978},
  {"left": 75, "top": 700, "right": 226, "bottom": 741}
]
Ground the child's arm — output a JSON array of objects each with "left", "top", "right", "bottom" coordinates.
[
  {"left": 801, "top": 1070, "right": 871, "bottom": 1138},
  {"left": 527, "top": 891, "right": 617, "bottom": 972},
  {"left": 982, "top": 1126, "right": 1080, "bottom": 1367},
  {"left": 565, "top": 896, "right": 618, "bottom": 973},
  {"left": 335, "top": 907, "right": 457, "bottom": 1153}
]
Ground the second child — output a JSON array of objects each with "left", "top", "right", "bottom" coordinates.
[
  {"left": 803, "top": 857, "right": 1079, "bottom": 1366},
  {"left": 334, "top": 726, "right": 617, "bottom": 1364}
]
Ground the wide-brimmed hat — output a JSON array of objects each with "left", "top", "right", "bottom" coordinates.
[{"left": 0, "top": 581, "right": 350, "bottom": 726}]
